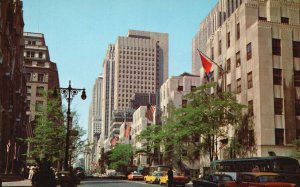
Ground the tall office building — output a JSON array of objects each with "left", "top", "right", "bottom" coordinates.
[
  {"left": 87, "top": 76, "right": 103, "bottom": 168},
  {"left": 88, "top": 76, "right": 103, "bottom": 143},
  {"left": 101, "top": 44, "right": 115, "bottom": 142},
  {"left": 101, "top": 30, "right": 168, "bottom": 147},
  {"left": 192, "top": 0, "right": 300, "bottom": 157}
]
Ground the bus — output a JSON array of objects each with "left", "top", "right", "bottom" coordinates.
[{"left": 210, "top": 156, "right": 300, "bottom": 184}]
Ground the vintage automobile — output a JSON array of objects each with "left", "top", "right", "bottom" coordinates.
[
  {"left": 144, "top": 171, "right": 164, "bottom": 184},
  {"left": 127, "top": 171, "right": 144, "bottom": 181},
  {"left": 159, "top": 171, "right": 190, "bottom": 187},
  {"left": 223, "top": 172, "right": 296, "bottom": 187},
  {"left": 192, "top": 173, "right": 233, "bottom": 187}
]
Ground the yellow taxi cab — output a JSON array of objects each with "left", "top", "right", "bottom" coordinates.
[
  {"left": 159, "top": 171, "right": 189, "bottom": 187},
  {"left": 144, "top": 171, "right": 165, "bottom": 184}
]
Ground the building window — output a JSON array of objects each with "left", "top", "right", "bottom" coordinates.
[
  {"left": 210, "top": 71, "right": 214, "bottom": 82},
  {"left": 248, "top": 100, "right": 253, "bottom": 116},
  {"left": 274, "top": 98, "right": 283, "bottom": 115},
  {"left": 26, "top": 86, "right": 31, "bottom": 96},
  {"left": 295, "top": 99, "right": 300, "bottom": 116},
  {"left": 295, "top": 71, "right": 300, "bottom": 87},
  {"left": 36, "top": 86, "right": 44, "bottom": 97},
  {"left": 227, "top": 32, "right": 230, "bottom": 48},
  {"left": 275, "top": 128, "right": 284, "bottom": 145},
  {"left": 247, "top": 42, "right": 252, "bottom": 60},
  {"left": 259, "top": 17, "right": 267, "bottom": 21},
  {"left": 247, "top": 72, "right": 253, "bottom": 89},
  {"left": 26, "top": 73, "right": 31, "bottom": 81},
  {"left": 281, "top": 17, "right": 289, "bottom": 24},
  {"left": 236, "top": 51, "right": 241, "bottom": 67},
  {"left": 191, "top": 86, "right": 196, "bottom": 91},
  {"left": 227, "top": 84, "right": 231, "bottom": 92},
  {"left": 236, "top": 23, "right": 240, "bottom": 40},
  {"left": 39, "top": 52, "right": 43, "bottom": 58},
  {"left": 237, "top": 78, "right": 241, "bottom": 94},
  {"left": 272, "top": 38, "right": 281, "bottom": 55},
  {"left": 178, "top": 86, "right": 183, "bottom": 91},
  {"left": 218, "top": 40, "right": 222, "bottom": 55},
  {"left": 273, "top": 69, "right": 282, "bottom": 85},
  {"left": 293, "top": 41, "right": 300, "bottom": 58},
  {"left": 226, "top": 58, "right": 231, "bottom": 73},
  {"left": 38, "top": 74, "right": 44, "bottom": 82},
  {"left": 35, "top": 101, "right": 44, "bottom": 112},
  {"left": 182, "top": 99, "right": 187, "bottom": 108},
  {"left": 211, "top": 47, "right": 214, "bottom": 61}
]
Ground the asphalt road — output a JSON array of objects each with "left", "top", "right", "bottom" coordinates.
[{"left": 79, "top": 179, "right": 193, "bottom": 187}]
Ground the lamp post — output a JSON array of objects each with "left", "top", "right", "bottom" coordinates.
[{"left": 54, "top": 80, "right": 86, "bottom": 170}]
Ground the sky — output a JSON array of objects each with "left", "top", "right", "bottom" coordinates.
[{"left": 23, "top": 0, "right": 218, "bottom": 138}]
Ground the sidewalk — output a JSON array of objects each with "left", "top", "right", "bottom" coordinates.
[{"left": 2, "top": 179, "right": 31, "bottom": 186}]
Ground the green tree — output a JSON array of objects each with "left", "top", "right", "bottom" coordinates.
[
  {"left": 26, "top": 93, "right": 65, "bottom": 163},
  {"left": 139, "top": 82, "right": 247, "bottom": 164},
  {"left": 108, "top": 144, "right": 133, "bottom": 174},
  {"left": 69, "top": 112, "right": 86, "bottom": 166},
  {"left": 290, "top": 139, "right": 300, "bottom": 160}
]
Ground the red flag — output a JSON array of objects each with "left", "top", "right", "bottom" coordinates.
[
  {"left": 198, "top": 51, "right": 212, "bottom": 74},
  {"left": 6, "top": 140, "right": 11, "bottom": 152}
]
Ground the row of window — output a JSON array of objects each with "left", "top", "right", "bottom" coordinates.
[
  {"left": 121, "top": 46, "right": 155, "bottom": 52},
  {"left": 26, "top": 86, "right": 45, "bottom": 97},
  {"left": 119, "top": 60, "right": 157, "bottom": 66},
  {"left": 272, "top": 39, "right": 300, "bottom": 57},
  {"left": 119, "top": 55, "right": 155, "bottom": 61},
  {"left": 25, "top": 51, "right": 44, "bottom": 59},
  {"left": 26, "top": 73, "right": 46, "bottom": 82},
  {"left": 120, "top": 51, "right": 155, "bottom": 56}
]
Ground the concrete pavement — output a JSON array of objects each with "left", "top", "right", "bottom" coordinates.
[{"left": 2, "top": 179, "right": 31, "bottom": 186}]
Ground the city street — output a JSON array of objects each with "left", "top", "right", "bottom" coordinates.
[
  {"left": 2, "top": 178, "right": 193, "bottom": 187},
  {"left": 79, "top": 179, "right": 193, "bottom": 187}
]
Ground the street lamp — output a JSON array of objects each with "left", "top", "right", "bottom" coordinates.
[{"left": 54, "top": 80, "right": 86, "bottom": 170}]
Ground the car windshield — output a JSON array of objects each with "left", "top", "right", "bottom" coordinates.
[
  {"left": 132, "top": 172, "right": 142, "bottom": 176},
  {"left": 212, "top": 175, "right": 232, "bottom": 182},
  {"left": 257, "top": 175, "right": 278, "bottom": 183}
]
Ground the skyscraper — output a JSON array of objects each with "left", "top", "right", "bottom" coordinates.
[
  {"left": 88, "top": 76, "right": 103, "bottom": 144},
  {"left": 192, "top": 0, "right": 300, "bottom": 157},
  {"left": 101, "top": 30, "right": 168, "bottom": 148}
]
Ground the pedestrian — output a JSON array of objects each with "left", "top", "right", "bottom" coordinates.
[
  {"left": 31, "top": 158, "right": 56, "bottom": 187},
  {"left": 28, "top": 166, "right": 34, "bottom": 180},
  {"left": 252, "top": 165, "right": 260, "bottom": 172},
  {"left": 167, "top": 167, "right": 173, "bottom": 187}
]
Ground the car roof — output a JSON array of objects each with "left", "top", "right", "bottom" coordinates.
[{"left": 239, "top": 172, "right": 279, "bottom": 176}]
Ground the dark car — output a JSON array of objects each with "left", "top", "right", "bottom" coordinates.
[
  {"left": 193, "top": 174, "right": 233, "bottom": 187},
  {"left": 55, "top": 171, "right": 80, "bottom": 187},
  {"left": 74, "top": 167, "right": 85, "bottom": 180}
]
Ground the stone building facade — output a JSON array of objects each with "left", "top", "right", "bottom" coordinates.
[
  {"left": 0, "top": 0, "right": 27, "bottom": 173},
  {"left": 192, "top": 0, "right": 300, "bottom": 157}
]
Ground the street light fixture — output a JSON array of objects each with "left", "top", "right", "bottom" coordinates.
[{"left": 54, "top": 80, "right": 86, "bottom": 170}]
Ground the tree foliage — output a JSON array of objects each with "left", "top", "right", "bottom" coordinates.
[
  {"left": 290, "top": 139, "right": 300, "bottom": 160},
  {"left": 108, "top": 144, "right": 133, "bottom": 174},
  {"left": 26, "top": 93, "right": 65, "bottom": 163},
  {"left": 138, "top": 82, "right": 248, "bottom": 164}
]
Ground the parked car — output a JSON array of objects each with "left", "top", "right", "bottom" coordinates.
[
  {"left": 127, "top": 171, "right": 144, "bottom": 181},
  {"left": 144, "top": 171, "right": 164, "bottom": 184},
  {"left": 224, "top": 172, "right": 296, "bottom": 187},
  {"left": 192, "top": 173, "right": 233, "bottom": 187},
  {"left": 159, "top": 171, "right": 190, "bottom": 187}
]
